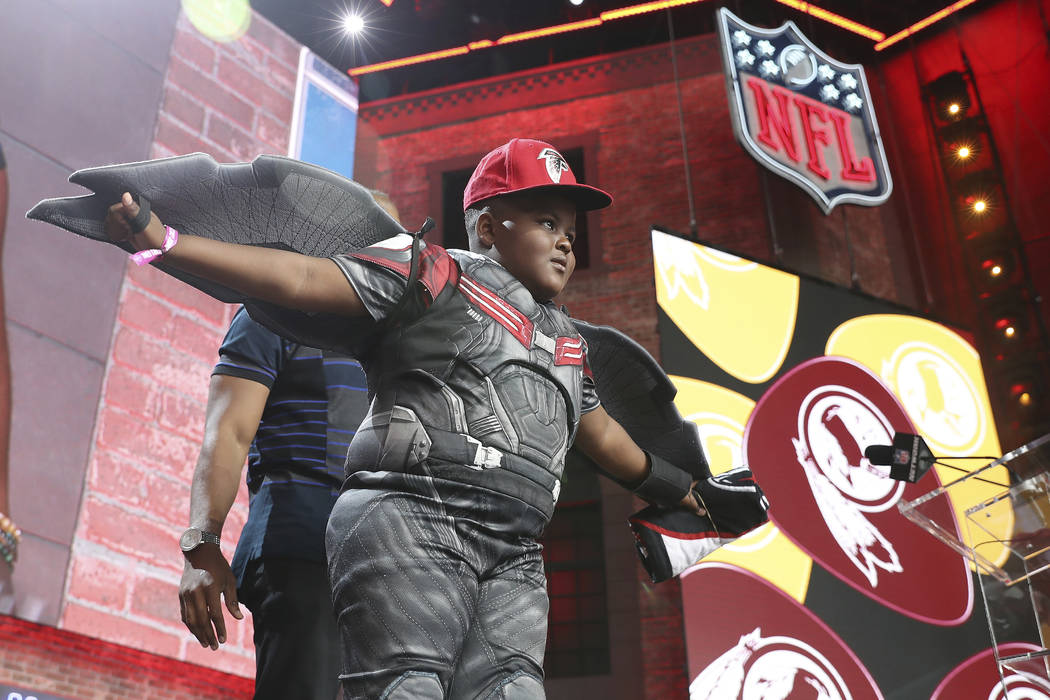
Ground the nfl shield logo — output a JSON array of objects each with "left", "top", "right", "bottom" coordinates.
[{"left": 716, "top": 8, "right": 892, "bottom": 213}]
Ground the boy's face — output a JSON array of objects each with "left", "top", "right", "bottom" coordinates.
[{"left": 480, "top": 191, "right": 578, "bottom": 301}]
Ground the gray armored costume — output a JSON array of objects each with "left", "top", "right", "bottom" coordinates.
[
  {"left": 28, "top": 151, "right": 769, "bottom": 699},
  {"left": 325, "top": 234, "right": 598, "bottom": 698}
]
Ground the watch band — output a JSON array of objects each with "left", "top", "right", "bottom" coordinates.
[{"left": 179, "top": 527, "right": 220, "bottom": 553}]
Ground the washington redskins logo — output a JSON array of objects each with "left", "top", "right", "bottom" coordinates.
[
  {"left": 682, "top": 563, "right": 884, "bottom": 700},
  {"left": 881, "top": 341, "right": 985, "bottom": 455},
  {"left": 537, "top": 148, "right": 570, "bottom": 183},
  {"left": 744, "top": 357, "right": 973, "bottom": 624},
  {"left": 931, "top": 644, "right": 1050, "bottom": 699},
  {"left": 792, "top": 383, "right": 904, "bottom": 587},
  {"left": 691, "top": 628, "right": 853, "bottom": 700}
]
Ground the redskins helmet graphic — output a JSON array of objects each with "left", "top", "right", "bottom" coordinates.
[
  {"left": 683, "top": 563, "right": 883, "bottom": 700},
  {"left": 744, "top": 357, "right": 972, "bottom": 624},
  {"left": 932, "top": 644, "right": 1050, "bottom": 700}
]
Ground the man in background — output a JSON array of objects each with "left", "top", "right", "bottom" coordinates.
[{"left": 177, "top": 192, "right": 397, "bottom": 699}]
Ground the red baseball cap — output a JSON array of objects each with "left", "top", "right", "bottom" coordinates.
[{"left": 463, "top": 138, "right": 613, "bottom": 212}]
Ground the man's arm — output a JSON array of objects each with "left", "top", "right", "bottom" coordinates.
[
  {"left": 179, "top": 374, "right": 269, "bottom": 650},
  {"left": 105, "top": 193, "right": 365, "bottom": 316},
  {"left": 575, "top": 405, "right": 702, "bottom": 513}
]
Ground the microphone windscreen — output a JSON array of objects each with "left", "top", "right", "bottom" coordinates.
[{"left": 865, "top": 444, "right": 894, "bottom": 466}]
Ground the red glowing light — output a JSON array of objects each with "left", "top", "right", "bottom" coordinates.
[
  {"left": 600, "top": 0, "right": 702, "bottom": 21},
  {"left": 497, "top": 18, "right": 603, "bottom": 44},
  {"left": 875, "top": 0, "right": 980, "bottom": 51},
  {"left": 347, "top": 0, "right": 892, "bottom": 78},
  {"left": 773, "top": 0, "right": 885, "bottom": 41},
  {"left": 349, "top": 45, "right": 470, "bottom": 76}
]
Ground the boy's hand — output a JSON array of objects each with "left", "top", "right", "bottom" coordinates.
[
  {"left": 681, "top": 481, "right": 706, "bottom": 516},
  {"left": 104, "top": 192, "right": 164, "bottom": 251}
]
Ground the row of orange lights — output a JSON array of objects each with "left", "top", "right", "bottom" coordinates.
[
  {"left": 349, "top": 0, "right": 978, "bottom": 77},
  {"left": 936, "top": 91, "right": 1038, "bottom": 410}
]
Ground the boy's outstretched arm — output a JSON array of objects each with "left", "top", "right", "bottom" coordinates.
[
  {"left": 106, "top": 193, "right": 366, "bottom": 316},
  {"left": 575, "top": 405, "right": 703, "bottom": 514}
]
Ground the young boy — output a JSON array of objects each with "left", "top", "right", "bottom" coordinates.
[{"left": 104, "top": 139, "right": 700, "bottom": 699}]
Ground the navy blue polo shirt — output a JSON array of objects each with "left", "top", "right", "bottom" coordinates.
[{"left": 214, "top": 308, "right": 369, "bottom": 584}]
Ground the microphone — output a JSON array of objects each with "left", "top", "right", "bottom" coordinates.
[
  {"left": 863, "top": 432, "right": 935, "bottom": 483},
  {"left": 864, "top": 444, "right": 895, "bottom": 466}
]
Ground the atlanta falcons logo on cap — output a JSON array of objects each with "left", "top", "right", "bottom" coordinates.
[{"left": 538, "top": 148, "right": 569, "bottom": 183}]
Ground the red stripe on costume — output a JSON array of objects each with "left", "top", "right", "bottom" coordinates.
[
  {"left": 352, "top": 249, "right": 412, "bottom": 278},
  {"left": 629, "top": 519, "right": 730, "bottom": 540},
  {"left": 459, "top": 275, "right": 534, "bottom": 347},
  {"left": 419, "top": 245, "right": 457, "bottom": 297},
  {"left": 629, "top": 518, "right": 766, "bottom": 541},
  {"left": 554, "top": 337, "right": 585, "bottom": 366}
]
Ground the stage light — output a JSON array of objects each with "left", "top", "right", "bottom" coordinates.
[
  {"left": 927, "top": 72, "right": 971, "bottom": 124},
  {"left": 1011, "top": 382, "right": 1036, "bottom": 408},
  {"left": 973, "top": 199, "right": 987, "bottom": 213},
  {"left": 342, "top": 13, "right": 365, "bottom": 34},
  {"left": 956, "top": 145, "right": 971, "bottom": 159},
  {"left": 942, "top": 99, "right": 970, "bottom": 122},
  {"left": 570, "top": 0, "right": 585, "bottom": 5},
  {"left": 992, "top": 312, "right": 1027, "bottom": 343},
  {"left": 994, "top": 317, "right": 1016, "bottom": 339},
  {"left": 976, "top": 248, "right": 1013, "bottom": 284}
]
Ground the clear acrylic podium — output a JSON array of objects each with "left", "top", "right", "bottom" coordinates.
[{"left": 899, "top": 432, "right": 1050, "bottom": 690}]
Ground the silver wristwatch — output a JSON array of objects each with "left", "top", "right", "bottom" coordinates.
[{"left": 179, "top": 527, "right": 220, "bottom": 553}]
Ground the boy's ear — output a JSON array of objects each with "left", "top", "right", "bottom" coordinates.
[{"left": 475, "top": 211, "right": 496, "bottom": 249}]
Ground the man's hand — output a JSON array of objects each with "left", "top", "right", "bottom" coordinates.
[
  {"left": 103, "top": 192, "right": 164, "bottom": 251},
  {"left": 179, "top": 544, "right": 243, "bottom": 650}
]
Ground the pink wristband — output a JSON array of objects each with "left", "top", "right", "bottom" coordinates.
[{"left": 130, "top": 225, "right": 179, "bottom": 266}]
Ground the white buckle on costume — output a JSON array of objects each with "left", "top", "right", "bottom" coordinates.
[
  {"left": 466, "top": 436, "right": 503, "bottom": 470},
  {"left": 533, "top": 330, "right": 556, "bottom": 355}
]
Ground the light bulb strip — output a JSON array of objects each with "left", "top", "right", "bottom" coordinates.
[
  {"left": 772, "top": 0, "right": 884, "bottom": 41},
  {"left": 600, "top": 0, "right": 703, "bottom": 21},
  {"left": 497, "top": 18, "right": 604, "bottom": 44},
  {"left": 875, "top": 0, "right": 980, "bottom": 51},
  {"left": 349, "top": 0, "right": 888, "bottom": 77},
  {"left": 349, "top": 45, "right": 471, "bottom": 75}
]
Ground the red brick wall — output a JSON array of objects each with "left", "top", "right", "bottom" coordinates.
[
  {"left": 0, "top": 10, "right": 302, "bottom": 693},
  {"left": 0, "top": 616, "right": 252, "bottom": 699}
]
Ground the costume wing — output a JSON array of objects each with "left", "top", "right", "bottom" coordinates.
[
  {"left": 26, "top": 153, "right": 407, "bottom": 349},
  {"left": 568, "top": 320, "right": 770, "bottom": 583},
  {"left": 568, "top": 318, "right": 709, "bottom": 477}
]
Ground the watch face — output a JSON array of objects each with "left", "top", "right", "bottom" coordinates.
[{"left": 180, "top": 528, "right": 202, "bottom": 552}]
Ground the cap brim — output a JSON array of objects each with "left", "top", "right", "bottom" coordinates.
[{"left": 468, "top": 182, "right": 613, "bottom": 212}]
